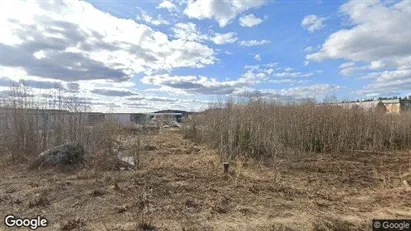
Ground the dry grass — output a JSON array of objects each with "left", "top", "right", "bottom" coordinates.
[
  {"left": 0, "top": 86, "right": 92, "bottom": 161},
  {"left": 0, "top": 86, "right": 149, "bottom": 171},
  {"left": 183, "top": 98, "right": 411, "bottom": 162},
  {"left": 1, "top": 129, "right": 410, "bottom": 230}
]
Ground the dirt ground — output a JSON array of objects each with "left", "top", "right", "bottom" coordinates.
[{"left": 1, "top": 128, "right": 411, "bottom": 231}]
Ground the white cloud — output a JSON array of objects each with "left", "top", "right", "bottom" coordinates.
[
  {"left": 243, "top": 63, "right": 314, "bottom": 87},
  {"left": 269, "top": 79, "right": 310, "bottom": 85},
  {"left": 272, "top": 72, "right": 313, "bottom": 78},
  {"left": 369, "top": 60, "right": 386, "bottom": 70},
  {"left": 307, "top": 0, "right": 410, "bottom": 64},
  {"left": 244, "top": 63, "right": 278, "bottom": 71},
  {"left": 357, "top": 68, "right": 411, "bottom": 97},
  {"left": 339, "top": 62, "right": 356, "bottom": 69},
  {"left": 301, "top": 14, "right": 325, "bottom": 32},
  {"left": 141, "top": 74, "right": 252, "bottom": 95},
  {"left": 0, "top": 75, "right": 82, "bottom": 92},
  {"left": 303, "top": 46, "right": 313, "bottom": 52},
  {"left": 211, "top": 32, "right": 238, "bottom": 44},
  {"left": 172, "top": 22, "right": 237, "bottom": 45},
  {"left": 306, "top": 0, "right": 411, "bottom": 96},
  {"left": 157, "top": 0, "right": 178, "bottom": 12},
  {"left": 254, "top": 54, "right": 261, "bottom": 61},
  {"left": 136, "top": 12, "right": 169, "bottom": 26},
  {"left": 338, "top": 62, "right": 369, "bottom": 76},
  {"left": 140, "top": 62, "right": 313, "bottom": 96},
  {"left": 235, "top": 84, "right": 342, "bottom": 100},
  {"left": 184, "top": 0, "right": 266, "bottom": 27},
  {"left": 33, "top": 50, "right": 46, "bottom": 59},
  {"left": 90, "top": 88, "right": 139, "bottom": 97},
  {"left": 172, "top": 22, "right": 208, "bottom": 42},
  {"left": 0, "top": 0, "right": 222, "bottom": 112},
  {"left": 276, "top": 84, "right": 341, "bottom": 98},
  {"left": 0, "top": 0, "right": 216, "bottom": 83},
  {"left": 239, "top": 14, "right": 264, "bottom": 27},
  {"left": 239, "top": 39, "right": 270, "bottom": 47},
  {"left": 243, "top": 63, "right": 314, "bottom": 82}
]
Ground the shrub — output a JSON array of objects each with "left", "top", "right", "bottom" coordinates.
[
  {"left": 0, "top": 85, "right": 135, "bottom": 165},
  {"left": 183, "top": 98, "right": 411, "bottom": 161}
]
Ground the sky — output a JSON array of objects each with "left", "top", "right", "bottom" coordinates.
[{"left": 0, "top": 0, "right": 410, "bottom": 112}]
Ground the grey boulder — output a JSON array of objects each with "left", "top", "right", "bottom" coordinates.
[{"left": 31, "top": 143, "right": 85, "bottom": 168}]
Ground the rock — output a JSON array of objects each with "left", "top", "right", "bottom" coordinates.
[
  {"left": 171, "top": 121, "right": 181, "bottom": 127},
  {"left": 193, "top": 146, "right": 201, "bottom": 153},
  {"left": 115, "top": 204, "right": 130, "bottom": 213},
  {"left": 31, "top": 143, "right": 84, "bottom": 169},
  {"left": 116, "top": 151, "right": 135, "bottom": 167},
  {"left": 90, "top": 189, "right": 105, "bottom": 197},
  {"left": 143, "top": 145, "right": 157, "bottom": 151}
]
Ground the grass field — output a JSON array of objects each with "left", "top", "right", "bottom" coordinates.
[{"left": 1, "top": 128, "right": 410, "bottom": 231}]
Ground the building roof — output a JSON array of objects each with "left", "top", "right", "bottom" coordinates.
[{"left": 154, "top": 109, "right": 188, "bottom": 114}]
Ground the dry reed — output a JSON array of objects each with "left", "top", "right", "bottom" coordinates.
[{"left": 183, "top": 97, "right": 411, "bottom": 162}]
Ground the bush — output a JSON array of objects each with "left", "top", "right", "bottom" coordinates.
[
  {"left": 0, "top": 86, "right": 126, "bottom": 164},
  {"left": 183, "top": 99, "right": 411, "bottom": 161}
]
